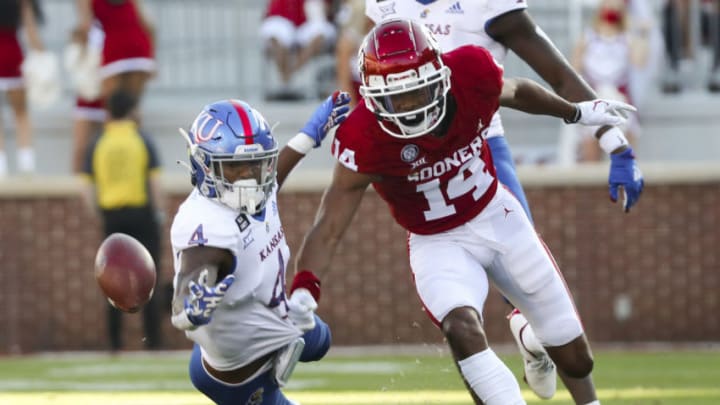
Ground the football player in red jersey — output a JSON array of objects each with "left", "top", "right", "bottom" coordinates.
[
  {"left": 365, "top": 2, "right": 645, "bottom": 401},
  {"left": 289, "top": 19, "right": 637, "bottom": 405}
]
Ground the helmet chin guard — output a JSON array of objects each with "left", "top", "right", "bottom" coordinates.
[{"left": 218, "top": 179, "right": 265, "bottom": 214}]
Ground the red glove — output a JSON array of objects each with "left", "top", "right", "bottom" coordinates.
[{"left": 289, "top": 270, "right": 322, "bottom": 302}]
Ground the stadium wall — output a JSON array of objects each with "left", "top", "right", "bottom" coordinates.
[{"left": 0, "top": 163, "right": 718, "bottom": 353}]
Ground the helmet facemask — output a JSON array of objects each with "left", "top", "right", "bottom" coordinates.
[
  {"left": 361, "top": 62, "right": 451, "bottom": 138},
  {"left": 197, "top": 145, "right": 278, "bottom": 215},
  {"left": 358, "top": 19, "right": 452, "bottom": 139}
]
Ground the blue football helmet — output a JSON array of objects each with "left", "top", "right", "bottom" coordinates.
[{"left": 180, "top": 100, "right": 278, "bottom": 215}]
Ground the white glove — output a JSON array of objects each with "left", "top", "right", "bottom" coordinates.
[
  {"left": 570, "top": 99, "right": 637, "bottom": 127},
  {"left": 287, "top": 288, "right": 317, "bottom": 332}
]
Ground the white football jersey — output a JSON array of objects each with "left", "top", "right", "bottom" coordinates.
[
  {"left": 171, "top": 188, "right": 302, "bottom": 371},
  {"left": 365, "top": 0, "right": 526, "bottom": 61},
  {"left": 365, "top": 0, "right": 528, "bottom": 138}
]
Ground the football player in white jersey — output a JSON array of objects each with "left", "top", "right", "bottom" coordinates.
[
  {"left": 365, "top": 2, "right": 645, "bottom": 403},
  {"left": 291, "top": 19, "right": 636, "bottom": 405},
  {"left": 170, "top": 92, "right": 350, "bottom": 405}
]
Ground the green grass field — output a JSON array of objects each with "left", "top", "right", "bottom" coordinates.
[{"left": 0, "top": 348, "right": 718, "bottom": 404}]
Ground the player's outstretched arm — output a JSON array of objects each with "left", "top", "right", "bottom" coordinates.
[
  {"left": 488, "top": 9, "right": 645, "bottom": 212},
  {"left": 500, "top": 78, "right": 635, "bottom": 127},
  {"left": 489, "top": 8, "right": 637, "bottom": 145},
  {"left": 276, "top": 91, "right": 351, "bottom": 188},
  {"left": 171, "top": 246, "right": 235, "bottom": 330},
  {"left": 289, "top": 163, "right": 374, "bottom": 303}
]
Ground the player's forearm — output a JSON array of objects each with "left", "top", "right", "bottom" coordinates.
[
  {"left": 293, "top": 168, "right": 369, "bottom": 296},
  {"left": 501, "top": 78, "right": 577, "bottom": 121},
  {"left": 291, "top": 222, "right": 341, "bottom": 303},
  {"left": 295, "top": 227, "right": 339, "bottom": 278},
  {"left": 276, "top": 147, "right": 306, "bottom": 189},
  {"left": 294, "top": 193, "right": 357, "bottom": 277}
]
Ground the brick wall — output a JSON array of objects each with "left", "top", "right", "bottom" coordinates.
[{"left": 1, "top": 176, "right": 718, "bottom": 353}]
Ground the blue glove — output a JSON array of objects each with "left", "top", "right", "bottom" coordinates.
[
  {"left": 300, "top": 91, "right": 351, "bottom": 147},
  {"left": 609, "top": 147, "right": 644, "bottom": 212},
  {"left": 171, "top": 270, "right": 235, "bottom": 330}
]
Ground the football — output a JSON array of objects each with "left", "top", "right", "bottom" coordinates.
[{"left": 94, "top": 233, "right": 156, "bottom": 313}]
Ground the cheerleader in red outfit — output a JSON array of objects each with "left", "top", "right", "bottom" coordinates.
[
  {"left": 66, "top": 24, "right": 106, "bottom": 173},
  {"left": 0, "top": 0, "right": 44, "bottom": 175},
  {"left": 75, "top": 0, "right": 155, "bottom": 104}
]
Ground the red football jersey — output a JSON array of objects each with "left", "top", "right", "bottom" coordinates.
[
  {"left": 331, "top": 45, "right": 503, "bottom": 235},
  {"left": 92, "top": 0, "right": 153, "bottom": 65}
]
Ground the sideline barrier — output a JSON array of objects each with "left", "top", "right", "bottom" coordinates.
[{"left": 1, "top": 162, "right": 718, "bottom": 353}]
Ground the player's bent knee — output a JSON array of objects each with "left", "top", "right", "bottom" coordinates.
[
  {"left": 548, "top": 337, "right": 595, "bottom": 379},
  {"left": 300, "top": 315, "right": 331, "bottom": 362},
  {"left": 563, "top": 355, "right": 594, "bottom": 379},
  {"left": 441, "top": 307, "right": 488, "bottom": 351}
]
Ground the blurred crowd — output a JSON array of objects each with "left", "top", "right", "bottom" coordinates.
[
  {"left": 662, "top": 0, "right": 720, "bottom": 93},
  {"left": 0, "top": 0, "right": 155, "bottom": 177},
  {"left": 1, "top": 0, "right": 719, "bottom": 177}
]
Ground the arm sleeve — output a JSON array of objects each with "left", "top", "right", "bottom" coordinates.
[
  {"left": 477, "top": 47, "right": 504, "bottom": 98},
  {"left": 449, "top": 46, "right": 504, "bottom": 94},
  {"left": 449, "top": 46, "right": 504, "bottom": 110}
]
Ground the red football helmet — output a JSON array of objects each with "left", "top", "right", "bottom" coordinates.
[{"left": 359, "top": 18, "right": 451, "bottom": 138}]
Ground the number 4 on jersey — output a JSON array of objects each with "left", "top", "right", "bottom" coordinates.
[{"left": 188, "top": 224, "right": 208, "bottom": 246}]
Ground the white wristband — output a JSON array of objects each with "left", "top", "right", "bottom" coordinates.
[
  {"left": 287, "top": 133, "right": 315, "bottom": 155},
  {"left": 171, "top": 311, "right": 198, "bottom": 331},
  {"left": 598, "top": 127, "right": 629, "bottom": 154}
]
